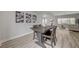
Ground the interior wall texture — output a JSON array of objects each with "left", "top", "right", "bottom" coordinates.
[
  {"left": 0, "top": 11, "right": 42, "bottom": 44},
  {"left": 0, "top": 11, "right": 56, "bottom": 44}
]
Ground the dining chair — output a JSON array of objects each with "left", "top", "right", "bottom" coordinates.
[{"left": 42, "top": 26, "right": 57, "bottom": 47}]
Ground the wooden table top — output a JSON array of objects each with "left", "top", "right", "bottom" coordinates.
[{"left": 31, "top": 26, "right": 54, "bottom": 33}]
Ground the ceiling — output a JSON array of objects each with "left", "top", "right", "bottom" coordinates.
[{"left": 34, "top": 11, "right": 79, "bottom": 15}]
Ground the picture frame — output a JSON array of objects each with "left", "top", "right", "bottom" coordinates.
[
  {"left": 16, "top": 11, "right": 24, "bottom": 23},
  {"left": 25, "top": 13, "right": 31, "bottom": 23},
  {"left": 32, "top": 15, "right": 37, "bottom": 23},
  {"left": 15, "top": 11, "right": 37, "bottom": 23}
]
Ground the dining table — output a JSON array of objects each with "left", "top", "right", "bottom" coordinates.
[{"left": 31, "top": 25, "right": 54, "bottom": 48}]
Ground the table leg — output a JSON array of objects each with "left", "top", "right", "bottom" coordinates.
[{"left": 35, "top": 32, "right": 46, "bottom": 48}]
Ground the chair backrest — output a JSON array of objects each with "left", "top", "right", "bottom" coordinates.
[
  {"left": 51, "top": 26, "right": 57, "bottom": 37},
  {"left": 44, "top": 29, "right": 51, "bottom": 36}
]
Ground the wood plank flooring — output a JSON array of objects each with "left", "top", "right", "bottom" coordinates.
[{"left": 0, "top": 28, "right": 79, "bottom": 48}]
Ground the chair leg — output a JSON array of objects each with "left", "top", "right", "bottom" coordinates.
[
  {"left": 54, "top": 39, "right": 56, "bottom": 46},
  {"left": 33, "top": 31, "right": 35, "bottom": 40},
  {"left": 55, "top": 36, "right": 57, "bottom": 42},
  {"left": 51, "top": 39, "right": 54, "bottom": 48},
  {"left": 54, "top": 36, "right": 57, "bottom": 46}
]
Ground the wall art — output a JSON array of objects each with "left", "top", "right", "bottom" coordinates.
[
  {"left": 25, "top": 13, "right": 31, "bottom": 23},
  {"left": 32, "top": 15, "right": 37, "bottom": 23},
  {"left": 16, "top": 11, "right": 24, "bottom": 23},
  {"left": 16, "top": 11, "right": 37, "bottom": 23}
]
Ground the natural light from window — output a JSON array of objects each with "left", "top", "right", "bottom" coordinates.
[{"left": 58, "top": 18, "right": 75, "bottom": 25}]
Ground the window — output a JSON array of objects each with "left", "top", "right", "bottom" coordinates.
[
  {"left": 42, "top": 18, "right": 47, "bottom": 26},
  {"left": 58, "top": 18, "right": 75, "bottom": 25}
]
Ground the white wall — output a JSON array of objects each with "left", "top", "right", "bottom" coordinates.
[
  {"left": 0, "top": 11, "right": 41, "bottom": 44},
  {"left": 0, "top": 11, "right": 56, "bottom": 45},
  {"left": 0, "top": 12, "right": 3, "bottom": 44}
]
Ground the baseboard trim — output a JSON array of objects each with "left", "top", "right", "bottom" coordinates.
[
  {"left": 10, "top": 32, "right": 33, "bottom": 40},
  {"left": 1, "top": 31, "right": 33, "bottom": 44}
]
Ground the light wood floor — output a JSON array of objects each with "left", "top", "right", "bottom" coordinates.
[{"left": 0, "top": 28, "right": 79, "bottom": 48}]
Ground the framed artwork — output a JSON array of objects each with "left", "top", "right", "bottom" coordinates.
[
  {"left": 32, "top": 15, "right": 37, "bottom": 23},
  {"left": 25, "top": 13, "right": 31, "bottom": 23},
  {"left": 15, "top": 11, "right": 37, "bottom": 23},
  {"left": 16, "top": 11, "right": 24, "bottom": 23}
]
